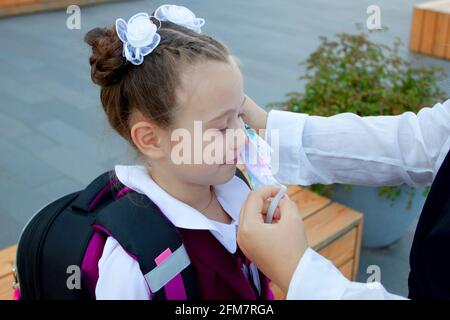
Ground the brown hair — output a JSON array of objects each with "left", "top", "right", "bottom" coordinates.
[{"left": 84, "top": 18, "right": 230, "bottom": 145}]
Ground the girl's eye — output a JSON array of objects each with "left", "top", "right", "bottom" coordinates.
[{"left": 218, "top": 113, "right": 243, "bottom": 132}]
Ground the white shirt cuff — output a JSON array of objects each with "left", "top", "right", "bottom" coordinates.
[
  {"left": 265, "top": 110, "right": 308, "bottom": 185},
  {"left": 286, "top": 248, "right": 350, "bottom": 300},
  {"left": 266, "top": 110, "right": 328, "bottom": 185}
]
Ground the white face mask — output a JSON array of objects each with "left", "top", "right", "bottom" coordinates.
[
  {"left": 241, "top": 123, "right": 279, "bottom": 190},
  {"left": 241, "top": 123, "right": 286, "bottom": 224}
]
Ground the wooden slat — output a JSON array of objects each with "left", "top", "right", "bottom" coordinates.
[
  {"left": 318, "top": 228, "right": 357, "bottom": 267},
  {"left": 291, "top": 189, "right": 331, "bottom": 219},
  {"left": 0, "top": 274, "right": 14, "bottom": 300},
  {"left": 0, "top": 0, "right": 36, "bottom": 8},
  {"left": 420, "top": 10, "right": 438, "bottom": 55},
  {"left": 409, "top": 1, "right": 450, "bottom": 60},
  {"left": 433, "top": 12, "right": 450, "bottom": 57},
  {"left": 287, "top": 186, "right": 303, "bottom": 196},
  {"left": 0, "top": 0, "right": 119, "bottom": 18},
  {"left": 446, "top": 14, "right": 450, "bottom": 59},
  {"left": 339, "top": 259, "right": 354, "bottom": 281},
  {"left": 352, "top": 221, "right": 364, "bottom": 281},
  {"left": 305, "top": 202, "right": 362, "bottom": 250},
  {"left": 0, "top": 245, "right": 16, "bottom": 279},
  {"left": 0, "top": 245, "right": 16, "bottom": 300},
  {"left": 409, "top": 6, "right": 425, "bottom": 52}
]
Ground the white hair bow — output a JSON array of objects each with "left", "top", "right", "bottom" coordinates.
[
  {"left": 154, "top": 4, "right": 205, "bottom": 34},
  {"left": 115, "top": 5, "right": 205, "bottom": 66},
  {"left": 115, "top": 12, "right": 161, "bottom": 66}
]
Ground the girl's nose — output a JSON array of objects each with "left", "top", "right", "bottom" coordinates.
[{"left": 231, "top": 127, "right": 247, "bottom": 155}]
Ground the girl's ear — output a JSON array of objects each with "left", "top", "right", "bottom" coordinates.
[{"left": 130, "top": 120, "right": 166, "bottom": 160}]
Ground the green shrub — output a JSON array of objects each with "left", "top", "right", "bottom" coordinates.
[{"left": 271, "top": 27, "right": 446, "bottom": 207}]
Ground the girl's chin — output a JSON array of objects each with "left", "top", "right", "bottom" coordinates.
[{"left": 213, "top": 164, "right": 237, "bottom": 182}]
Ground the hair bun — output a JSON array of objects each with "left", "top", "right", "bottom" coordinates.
[{"left": 84, "top": 27, "right": 125, "bottom": 87}]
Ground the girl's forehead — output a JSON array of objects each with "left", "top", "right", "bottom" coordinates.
[{"left": 178, "top": 59, "right": 244, "bottom": 120}]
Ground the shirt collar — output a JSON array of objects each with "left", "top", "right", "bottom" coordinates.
[{"left": 114, "top": 165, "right": 251, "bottom": 253}]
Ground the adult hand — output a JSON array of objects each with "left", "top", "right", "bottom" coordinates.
[
  {"left": 238, "top": 185, "right": 309, "bottom": 293},
  {"left": 242, "top": 95, "right": 268, "bottom": 133}
]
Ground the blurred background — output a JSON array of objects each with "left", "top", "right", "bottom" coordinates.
[{"left": 1, "top": 0, "right": 450, "bottom": 297}]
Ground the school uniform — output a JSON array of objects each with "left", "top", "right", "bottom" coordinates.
[
  {"left": 265, "top": 99, "right": 450, "bottom": 299},
  {"left": 95, "top": 165, "right": 273, "bottom": 300}
]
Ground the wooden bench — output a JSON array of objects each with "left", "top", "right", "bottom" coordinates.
[
  {"left": 0, "top": 245, "right": 17, "bottom": 300},
  {"left": 409, "top": 0, "right": 450, "bottom": 59},
  {"left": 0, "top": 186, "right": 363, "bottom": 300},
  {"left": 0, "top": 0, "right": 120, "bottom": 18}
]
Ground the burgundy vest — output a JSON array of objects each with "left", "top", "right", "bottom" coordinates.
[{"left": 177, "top": 228, "right": 274, "bottom": 300}]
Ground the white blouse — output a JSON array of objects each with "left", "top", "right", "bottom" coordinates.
[
  {"left": 265, "top": 99, "right": 450, "bottom": 300},
  {"left": 95, "top": 165, "right": 251, "bottom": 300}
]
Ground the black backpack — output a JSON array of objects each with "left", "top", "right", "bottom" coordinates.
[{"left": 15, "top": 168, "right": 249, "bottom": 300}]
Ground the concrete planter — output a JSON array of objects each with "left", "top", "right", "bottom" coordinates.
[{"left": 331, "top": 184, "right": 426, "bottom": 248}]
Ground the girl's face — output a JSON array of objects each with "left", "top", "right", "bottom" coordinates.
[{"left": 159, "top": 57, "right": 247, "bottom": 186}]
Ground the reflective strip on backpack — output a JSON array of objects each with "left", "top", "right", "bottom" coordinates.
[{"left": 144, "top": 244, "right": 191, "bottom": 293}]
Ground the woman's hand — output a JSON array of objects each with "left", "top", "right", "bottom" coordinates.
[
  {"left": 242, "top": 95, "right": 268, "bottom": 132},
  {"left": 237, "top": 185, "right": 309, "bottom": 293}
]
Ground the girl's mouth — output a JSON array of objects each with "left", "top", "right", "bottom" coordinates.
[{"left": 221, "top": 156, "right": 238, "bottom": 166}]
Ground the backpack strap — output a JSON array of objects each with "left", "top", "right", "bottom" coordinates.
[{"left": 93, "top": 191, "right": 197, "bottom": 300}]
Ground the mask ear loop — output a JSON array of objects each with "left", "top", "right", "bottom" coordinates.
[
  {"left": 150, "top": 16, "right": 162, "bottom": 30},
  {"left": 265, "top": 185, "right": 287, "bottom": 224}
]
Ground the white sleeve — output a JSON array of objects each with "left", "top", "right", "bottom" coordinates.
[
  {"left": 286, "top": 248, "right": 406, "bottom": 300},
  {"left": 95, "top": 237, "right": 151, "bottom": 300},
  {"left": 266, "top": 100, "right": 450, "bottom": 187}
]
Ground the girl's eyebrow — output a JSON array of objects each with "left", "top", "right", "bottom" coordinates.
[{"left": 206, "top": 95, "right": 247, "bottom": 123}]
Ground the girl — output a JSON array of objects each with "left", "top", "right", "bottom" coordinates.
[{"left": 84, "top": 4, "right": 273, "bottom": 300}]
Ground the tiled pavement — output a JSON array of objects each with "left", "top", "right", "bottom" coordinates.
[{"left": 1, "top": 0, "right": 449, "bottom": 297}]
